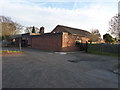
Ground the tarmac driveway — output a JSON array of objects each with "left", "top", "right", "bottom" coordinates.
[{"left": 2, "top": 48, "right": 119, "bottom": 88}]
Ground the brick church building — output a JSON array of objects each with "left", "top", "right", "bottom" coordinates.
[{"left": 15, "top": 25, "right": 94, "bottom": 51}]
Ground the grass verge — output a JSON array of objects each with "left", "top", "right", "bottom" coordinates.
[{"left": 87, "top": 51, "right": 120, "bottom": 58}]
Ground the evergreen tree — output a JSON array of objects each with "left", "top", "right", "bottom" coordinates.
[
  {"left": 32, "top": 26, "right": 35, "bottom": 33},
  {"left": 103, "top": 33, "right": 115, "bottom": 44}
]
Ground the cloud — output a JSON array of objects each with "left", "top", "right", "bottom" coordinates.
[
  {"left": 0, "top": 0, "right": 118, "bottom": 36},
  {"left": 2, "top": 0, "right": 118, "bottom": 2}
]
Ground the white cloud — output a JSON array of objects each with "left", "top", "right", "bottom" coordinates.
[
  {"left": 0, "top": 0, "right": 118, "bottom": 36},
  {"left": 1, "top": 0, "right": 119, "bottom": 2}
]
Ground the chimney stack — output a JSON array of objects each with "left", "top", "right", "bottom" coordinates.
[{"left": 39, "top": 26, "right": 44, "bottom": 34}]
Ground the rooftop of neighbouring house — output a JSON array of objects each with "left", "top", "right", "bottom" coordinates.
[{"left": 51, "top": 25, "right": 92, "bottom": 38}]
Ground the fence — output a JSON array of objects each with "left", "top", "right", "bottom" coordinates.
[{"left": 87, "top": 44, "right": 120, "bottom": 56}]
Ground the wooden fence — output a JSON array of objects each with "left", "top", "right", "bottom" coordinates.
[{"left": 87, "top": 44, "right": 120, "bottom": 56}]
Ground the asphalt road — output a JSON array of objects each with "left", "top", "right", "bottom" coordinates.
[{"left": 2, "top": 48, "right": 119, "bottom": 88}]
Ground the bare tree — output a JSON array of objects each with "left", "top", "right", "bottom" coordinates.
[
  {"left": 0, "top": 16, "right": 12, "bottom": 22},
  {"left": 91, "top": 29, "right": 101, "bottom": 36},
  {"left": 90, "top": 29, "right": 102, "bottom": 42},
  {"left": 25, "top": 26, "right": 39, "bottom": 33},
  {"left": 0, "top": 16, "right": 23, "bottom": 40},
  {"left": 25, "top": 27, "right": 33, "bottom": 33},
  {"left": 108, "top": 14, "right": 120, "bottom": 40}
]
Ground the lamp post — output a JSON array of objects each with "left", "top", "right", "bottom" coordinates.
[
  {"left": 19, "top": 37, "right": 21, "bottom": 51},
  {"left": 18, "top": 34, "right": 22, "bottom": 51}
]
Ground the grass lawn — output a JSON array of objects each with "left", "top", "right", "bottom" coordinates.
[{"left": 0, "top": 50, "right": 23, "bottom": 56}]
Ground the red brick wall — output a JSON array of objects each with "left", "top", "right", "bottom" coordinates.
[
  {"left": 29, "top": 33, "right": 62, "bottom": 51},
  {"left": 28, "top": 32, "right": 89, "bottom": 51},
  {"left": 61, "top": 32, "right": 90, "bottom": 51},
  {"left": 80, "top": 37, "right": 89, "bottom": 43},
  {"left": 61, "top": 32, "right": 80, "bottom": 51}
]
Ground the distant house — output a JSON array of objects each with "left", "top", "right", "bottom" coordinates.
[
  {"left": 27, "top": 25, "right": 92, "bottom": 51},
  {"left": 51, "top": 25, "right": 91, "bottom": 43},
  {"left": 15, "top": 25, "right": 104, "bottom": 51}
]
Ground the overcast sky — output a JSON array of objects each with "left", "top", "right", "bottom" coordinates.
[{"left": 0, "top": 0, "right": 119, "bottom": 36}]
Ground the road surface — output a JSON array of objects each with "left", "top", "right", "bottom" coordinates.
[{"left": 2, "top": 48, "right": 119, "bottom": 88}]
